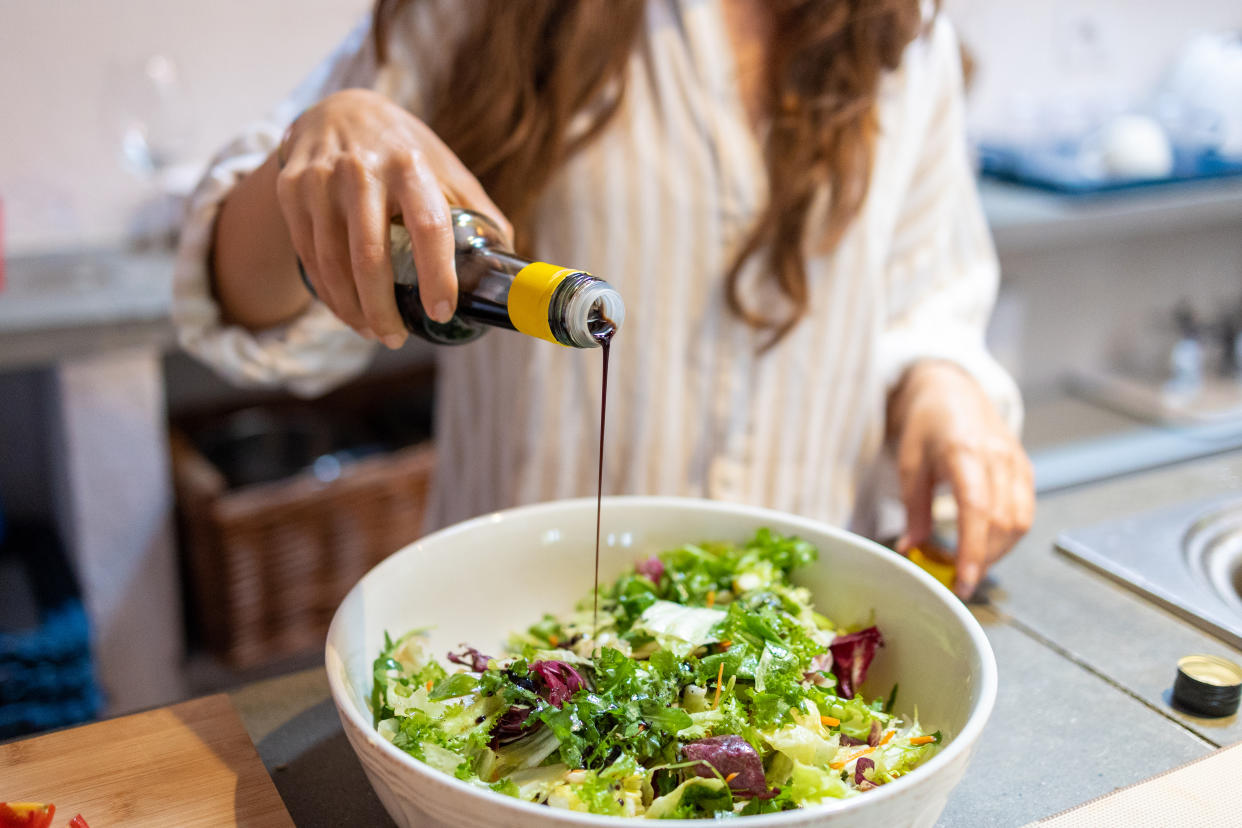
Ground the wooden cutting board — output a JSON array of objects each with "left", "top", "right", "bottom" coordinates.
[{"left": 0, "top": 694, "right": 293, "bottom": 827}]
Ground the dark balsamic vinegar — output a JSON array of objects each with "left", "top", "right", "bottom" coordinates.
[{"left": 592, "top": 322, "right": 614, "bottom": 642}]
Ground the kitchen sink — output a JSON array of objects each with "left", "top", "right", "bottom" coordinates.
[
  {"left": 1185, "top": 502, "right": 1242, "bottom": 616},
  {"left": 1057, "top": 495, "right": 1242, "bottom": 649}
]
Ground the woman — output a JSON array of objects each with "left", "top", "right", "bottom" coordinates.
[{"left": 175, "top": 0, "right": 1033, "bottom": 598}]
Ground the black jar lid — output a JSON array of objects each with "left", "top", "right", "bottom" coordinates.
[{"left": 1172, "top": 654, "right": 1242, "bottom": 718}]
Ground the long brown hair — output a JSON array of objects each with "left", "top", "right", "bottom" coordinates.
[{"left": 375, "top": 0, "right": 924, "bottom": 345}]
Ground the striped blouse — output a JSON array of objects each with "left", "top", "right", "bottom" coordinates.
[{"left": 173, "top": 0, "right": 1021, "bottom": 535}]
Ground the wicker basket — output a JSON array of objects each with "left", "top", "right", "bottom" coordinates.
[{"left": 171, "top": 431, "right": 435, "bottom": 669}]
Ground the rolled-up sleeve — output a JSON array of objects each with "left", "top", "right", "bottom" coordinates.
[
  {"left": 877, "top": 18, "right": 1023, "bottom": 434},
  {"left": 172, "top": 9, "right": 443, "bottom": 398}
]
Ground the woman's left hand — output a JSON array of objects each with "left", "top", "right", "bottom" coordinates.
[{"left": 888, "top": 361, "right": 1035, "bottom": 600}]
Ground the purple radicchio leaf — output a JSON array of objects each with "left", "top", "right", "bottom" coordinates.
[
  {"left": 681, "top": 735, "right": 777, "bottom": 799},
  {"left": 489, "top": 661, "right": 583, "bottom": 749},
  {"left": 829, "top": 626, "right": 885, "bottom": 699},
  {"left": 803, "top": 652, "right": 834, "bottom": 686},
  {"left": 855, "top": 756, "right": 876, "bottom": 786},
  {"left": 528, "top": 660, "right": 586, "bottom": 707},
  {"left": 447, "top": 645, "right": 493, "bottom": 673},
  {"left": 636, "top": 555, "right": 665, "bottom": 583},
  {"left": 867, "top": 720, "right": 882, "bottom": 747},
  {"left": 839, "top": 734, "right": 867, "bottom": 747},
  {"left": 490, "top": 704, "right": 536, "bottom": 747}
]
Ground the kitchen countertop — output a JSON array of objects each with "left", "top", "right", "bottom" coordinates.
[
  {"left": 225, "top": 450, "right": 1242, "bottom": 827},
  {"left": 0, "top": 246, "right": 176, "bottom": 371},
  {"left": 1023, "top": 395, "right": 1242, "bottom": 493}
]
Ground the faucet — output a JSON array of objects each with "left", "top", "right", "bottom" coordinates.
[{"left": 1167, "top": 301, "right": 1204, "bottom": 393}]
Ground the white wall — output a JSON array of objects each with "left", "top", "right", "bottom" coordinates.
[
  {"left": 0, "top": 0, "right": 370, "bottom": 254},
  {"left": 947, "top": 0, "right": 1242, "bottom": 139},
  {"left": 945, "top": 0, "right": 1242, "bottom": 398},
  {"left": 2, "top": 1, "right": 1239, "bottom": 250}
]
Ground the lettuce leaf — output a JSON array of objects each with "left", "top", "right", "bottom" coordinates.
[
  {"left": 645, "top": 777, "right": 734, "bottom": 819},
  {"left": 784, "top": 760, "right": 857, "bottom": 805},
  {"left": 634, "top": 600, "right": 726, "bottom": 656}
]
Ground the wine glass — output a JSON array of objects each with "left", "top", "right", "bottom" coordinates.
[
  {"left": 109, "top": 54, "right": 195, "bottom": 179},
  {"left": 104, "top": 54, "right": 197, "bottom": 246}
]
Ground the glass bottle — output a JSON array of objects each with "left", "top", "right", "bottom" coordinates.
[
  {"left": 393, "top": 209, "right": 623, "bottom": 347},
  {"left": 299, "top": 209, "right": 623, "bottom": 347}
]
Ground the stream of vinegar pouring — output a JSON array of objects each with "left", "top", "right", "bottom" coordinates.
[{"left": 592, "top": 312, "right": 614, "bottom": 645}]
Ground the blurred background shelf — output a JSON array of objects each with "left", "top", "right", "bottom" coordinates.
[{"left": 980, "top": 177, "right": 1242, "bottom": 253}]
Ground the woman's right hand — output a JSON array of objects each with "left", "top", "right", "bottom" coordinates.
[{"left": 276, "top": 88, "right": 512, "bottom": 348}]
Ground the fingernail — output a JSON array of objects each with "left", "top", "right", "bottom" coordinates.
[
  {"left": 382, "top": 333, "right": 405, "bottom": 350},
  {"left": 955, "top": 565, "right": 980, "bottom": 600},
  {"left": 432, "top": 301, "right": 454, "bottom": 323}
]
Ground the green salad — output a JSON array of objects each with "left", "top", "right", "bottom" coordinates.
[{"left": 372, "top": 529, "right": 942, "bottom": 818}]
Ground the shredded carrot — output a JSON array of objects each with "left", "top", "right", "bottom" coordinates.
[
  {"left": 910, "top": 735, "right": 936, "bottom": 745},
  {"left": 706, "top": 590, "right": 716, "bottom": 608},
  {"left": 548, "top": 634, "right": 559, "bottom": 647},
  {"left": 880, "top": 730, "right": 894, "bottom": 746},
  {"left": 712, "top": 662, "right": 724, "bottom": 709},
  {"left": 724, "top": 772, "right": 739, "bottom": 783},
  {"left": 425, "top": 680, "right": 433, "bottom": 691},
  {"left": 637, "top": 724, "right": 646, "bottom": 732},
  {"left": 719, "top": 639, "right": 732, "bottom": 651},
  {"left": 829, "top": 746, "right": 874, "bottom": 770},
  {"left": 820, "top": 715, "right": 840, "bottom": 727}
]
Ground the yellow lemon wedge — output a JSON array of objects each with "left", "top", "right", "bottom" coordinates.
[{"left": 907, "top": 546, "right": 956, "bottom": 590}]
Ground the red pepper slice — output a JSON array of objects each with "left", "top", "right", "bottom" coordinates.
[
  {"left": 0, "top": 802, "right": 56, "bottom": 828},
  {"left": 68, "top": 816, "right": 90, "bottom": 828}
]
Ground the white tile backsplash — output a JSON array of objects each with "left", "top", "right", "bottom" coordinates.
[{"left": 0, "top": 0, "right": 370, "bottom": 253}]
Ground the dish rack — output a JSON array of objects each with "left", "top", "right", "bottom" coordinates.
[{"left": 171, "top": 430, "right": 435, "bottom": 669}]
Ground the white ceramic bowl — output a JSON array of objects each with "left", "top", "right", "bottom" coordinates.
[{"left": 326, "top": 496, "right": 996, "bottom": 827}]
